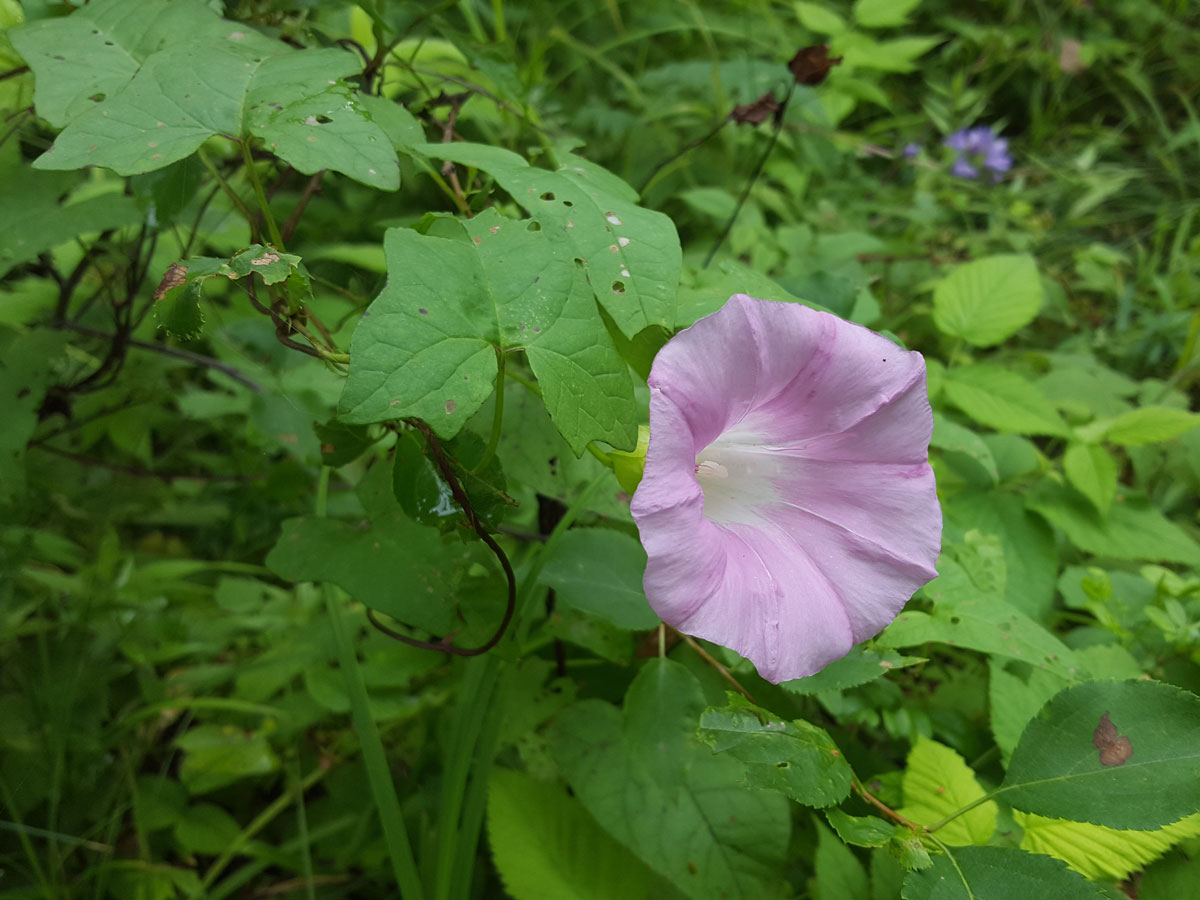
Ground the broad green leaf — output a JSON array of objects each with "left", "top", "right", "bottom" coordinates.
[
  {"left": 942, "top": 365, "right": 1069, "bottom": 436},
  {"left": 795, "top": 1, "right": 849, "bottom": 34},
  {"left": 0, "top": 169, "right": 142, "bottom": 278},
  {"left": 878, "top": 555, "right": 1078, "bottom": 680},
  {"left": 154, "top": 280, "right": 205, "bottom": 341},
  {"left": 221, "top": 245, "right": 302, "bottom": 285},
  {"left": 313, "top": 420, "right": 374, "bottom": 467},
  {"left": 898, "top": 739, "right": 996, "bottom": 846},
  {"left": 175, "top": 724, "right": 279, "bottom": 794},
  {"left": 826, "top": 810, "right": 897, "bottom": 848},
  {"left": 698, "top": 694, "right": 853, "bottom": 808},
  {"left": 419, "top": 143, "right": 680, "bottom": 339},
  {"left": 781, "top": 645, "right": 924, "bottom": 695},
  {"left": 538, "top": 529, "right": 659, "bottom": 630},
  {"left": 1028, "top": 483, "right": 1200, "bottom": 565},
  {"left": 174, "top": 803, "right": 241, "bottom": 855},
  {"left": 932, "top": 255, "right": 1042, "bottom": 347},
  {"left": 1037, "top": 352, "right": 1138, "bottom": 420},
  {"left": 902, "top": 846, "right": 1107, "bottom": 900},
  {"left": 1140, "top": 851, "right": 1200, "bottom": 900},
  {"left": 1063, "top": 443, "right": 1117, "bottom": 516},
  {"left": 1101, "top": 406, "right": 1200, "bottom": 446},
  {"left": 988, "top": 660, "right": 1068, "bottom": 765},
  {"left": 944, "top": 491, "right": 1057, "bottom": 620},
  {"left": 487, "top": 768, "right": 681, "bottom": 900},
  {"left": 550, "top": 660, "right": 791, "bottom": 900},
  {"left": 32, "top": 35, "right": 399, "bottom": 190},
  {"left": 1001, "top": 680, "right": 1200, "bottom": 829},
  {"left": 340, "top": 212, "right": 637, "bottom": 454},
  {"left": 10, "top": 0, "right": 252, "bottom": 128},
  {"left": 981, "top": 433, "right": 1040, "bottom": 481},
  {"left": 1016, "top": 811, "right": 1200, "bottom": 881},
  {"left": 853, "top": 0, "right": 922, "bottom": 28},
  {"left": 814, "top": 819, "right": 869, "bottom": 900},
  {"left": 931, "top": 416, "right": 998, "bottom": 484},
  {"left": 391, "top": 429, "right": 511, "bottom": 534}
]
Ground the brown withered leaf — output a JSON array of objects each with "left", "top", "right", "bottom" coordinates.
[
  {"left": 788, "top": 44, "right": 842, "bottom": 86},
  {"left": 731, "top": 92, "right": 781, "bottom": 126},
  {"left": 1093, "top": 711, "right": 1133, "bottom": 767},
  {"left": 154, "top": 263, "right": 188, "bottom": 301}
]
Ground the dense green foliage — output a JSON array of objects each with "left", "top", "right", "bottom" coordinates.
[{"left": 2, "top": 1, "right": 1200, "bottom": 899}]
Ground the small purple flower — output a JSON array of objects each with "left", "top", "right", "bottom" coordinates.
[
  {"left": 944, "top": 125, "right": 1012, "bottom": 180},
  {"left": 630, "top": 295, "right": 942, "bottom": 683},
  {"left": 902, "top": 142, "right": 921, "bottom": 159}
]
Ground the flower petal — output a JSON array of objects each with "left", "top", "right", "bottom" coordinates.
[{"left": 631, "top": 295, "right": 941, "bottom": 682}]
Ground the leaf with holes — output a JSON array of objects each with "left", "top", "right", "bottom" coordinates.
[
  {"left": 339, "top": 210, "right": 637, "bottom": 454},
  {"left": 27, "top": 14, "right": 398, "bottom": 190},
  {"left": 417, "top": 142, "right": 680, "bottom": 339}
]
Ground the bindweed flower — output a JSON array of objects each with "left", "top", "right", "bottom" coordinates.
[
  {"left": 944, "top": 125, "right": 1012, "bottom": 180},
  {"left": 630, "top": 295, "right": 941, "bottom": 683}
]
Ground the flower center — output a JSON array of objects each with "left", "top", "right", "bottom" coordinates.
[{"left": 693, "top": 429, "right": 783, "bottom": 526}]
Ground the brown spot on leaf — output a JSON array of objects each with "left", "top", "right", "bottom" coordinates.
[
  {"left": 1093, "top": 712, "right": 1133, "bottom": 767},
  {"left": 251, "top": 251, "right": 281, "bottom": 266},
  {"left": 154, "top": 263, "right": 188, "bottom": 300},
  {"left": 445, "top": 400, "right": 457, "bottom": 415},
  {"left": 731, "top": 92, "right": 781, "bottom": 126},
  {"left": 788, "top": 44, "right": 842, "bottom": 86}
]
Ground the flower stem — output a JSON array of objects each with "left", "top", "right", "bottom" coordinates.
[
  {"left": 851, "top": 778, "right": 923, "bottom": 832},
  {"left": 676, "top": 631, "right": 754, "bottom": 702},
  {"left": 241, "top": 139, "right": 285, "bottom": 250}
]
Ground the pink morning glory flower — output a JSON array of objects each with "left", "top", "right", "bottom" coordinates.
[{"left": 630, "top": 294, "right": 941, "bottom": 683}]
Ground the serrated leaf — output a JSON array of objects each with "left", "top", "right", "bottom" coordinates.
[
  {"left": 1000, "top": 680, "right": 1200, "bottom": 830},
  {"left": 1102, "top": 406, "right": 1200, "bottom": 446},
  {"left": 550, "top": 660, "right": 791, "bottom": 900},
  {"left": 487, "top": 769, "right": 681, "bottom": 900},
  {"left": 698, "top": 694, "right": 853, "bottom": 808},
  {"left": 901, "top": 846, "right": 1107, "bottom": 900},
  {"left": 943, "top": 365, "right": 1068, "bottom": 436},
  {"left": 154, "top": 280, "right": 205, "bottom": 341},
  {"left": 826, "top": 809, "right": 897, "bottom": 848},
  {"left": 538, "top": 529, "right": 659, "bottom": 630},
  {"left": 932, "top": 255, "right": 1042, "bottom": 347},
  {"left": 795, "top": 1, "right": 849, "bottom": 34},
  {"left": 1063, "top": 443, "right": 1117, "bottom": 517},
  {"left": 898, "top": 739, "right": 996, "bottom": 846},
  {"left": 989, "top": 660, "right": 1068, "bottom": 766},
  {"left": 838, "top": 34, "right": 942, "bottom": 73},
  {"left": 221, "top": 245, "right": 301, "bottom": 285},
  {"left": 1028, "top": 483, "right": 1200, "bottom": 565},
  {"left": 339, "top": 211, "right": 637, "bottom": 454},
  {"left": 418, "top": 142, "right": 680, "bottom": 339},
  {"left": 1016, "top": 811, "right": 1200, "bottom": 881}
]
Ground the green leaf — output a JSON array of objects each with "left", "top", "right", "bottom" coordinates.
[
  {"left": 1028, "top": 483, "right": 1200, "bottom": 565},
  {"left": 419, "top": 143, "right": 680, "bottom": 339},
  {"left": 931, "top": 416, "right": 999, "bottom": 485},
  {"left": 10, "top": 0, "right": 249, "bottom": 128},
  {"left": 942, "top": 365, "right": 1069, "bottom": 436},
  {"left": 988, "top": 659, "right": 1068, "bottom": 766},
  {"left": 538, "top": 529, "right": 660, "bottom": 630},
  {"left": 932, "top": 255, "right": 1043, "bottom": 347},
  {"left": 550, "top": 659, "right": 791, "bottom": 900},
  {"left": 487, "top": 768, "right": 681, "bottom": 900},
  {"left": 698, "top": 694, "right": 853, "bottom": 808},
  {"left": 174, "top": 803, "right": 241, "bottom": 855},
  {"left": 1000, "top": 680, "right": 1200, "bottom": 829},
  {"left": 1101, "top": 406, "right": 1200, "bottom": 446},
  {"left": 826, "top": 809, "right": 898, "bottom": 848},
  {"left": 1140, "top": 851, "right": 1200, "bottom": 900},
  {"left": 174, "top": 724, "right": 279, "bottom": 794},
  {"left": 1063, "top": 443, "right": 1117, "bottom": 517},
  {"left": 814, "top": 819, "right": 870, "bottom": 900},
  {"left": 314, "top": 419, "right": 374, "bottom": 467},
  {"left": 31, "top": 27, "right": 399, "bottom": 189},
  {"left": 781, "top": 645, "right": 924, "bottom": 695},
  {"left": 853, "top": 0, "right": 922, "bottom": 28},
  {"left": 901, "top": 846, "right": 1107, "bottom": 900},
  {"left": 1016, "top": 811, "right": 1200, "bottom": 881},
  {"left": 221, "top": 245, "right": 302, "bottom": 285},
  {"left": 878, "top": 556, "right": 1078, "bottom": 680},
  {"left": 391, "top": 429, "right": 510, "bottom": 534},
  {"left": 0, "top": 330, "right": 69, "bottom": 504},
  {"left": 0, "top": 169, "right": 142, "bottom": 278},
  {"left": 838, "top": 34, "right": 942, "bottom": 73},
  {"left": 340, "top": 212, "right": 638, "bottom": 454},
  {"left": 795, "top": 1, "right": 849, "bottom": 34},
  {"left": 154, "top": 280, "right": 205, "bottom": 341},
  {"left": 898, "top": 739, "right": 996, "bottom": 846}
]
